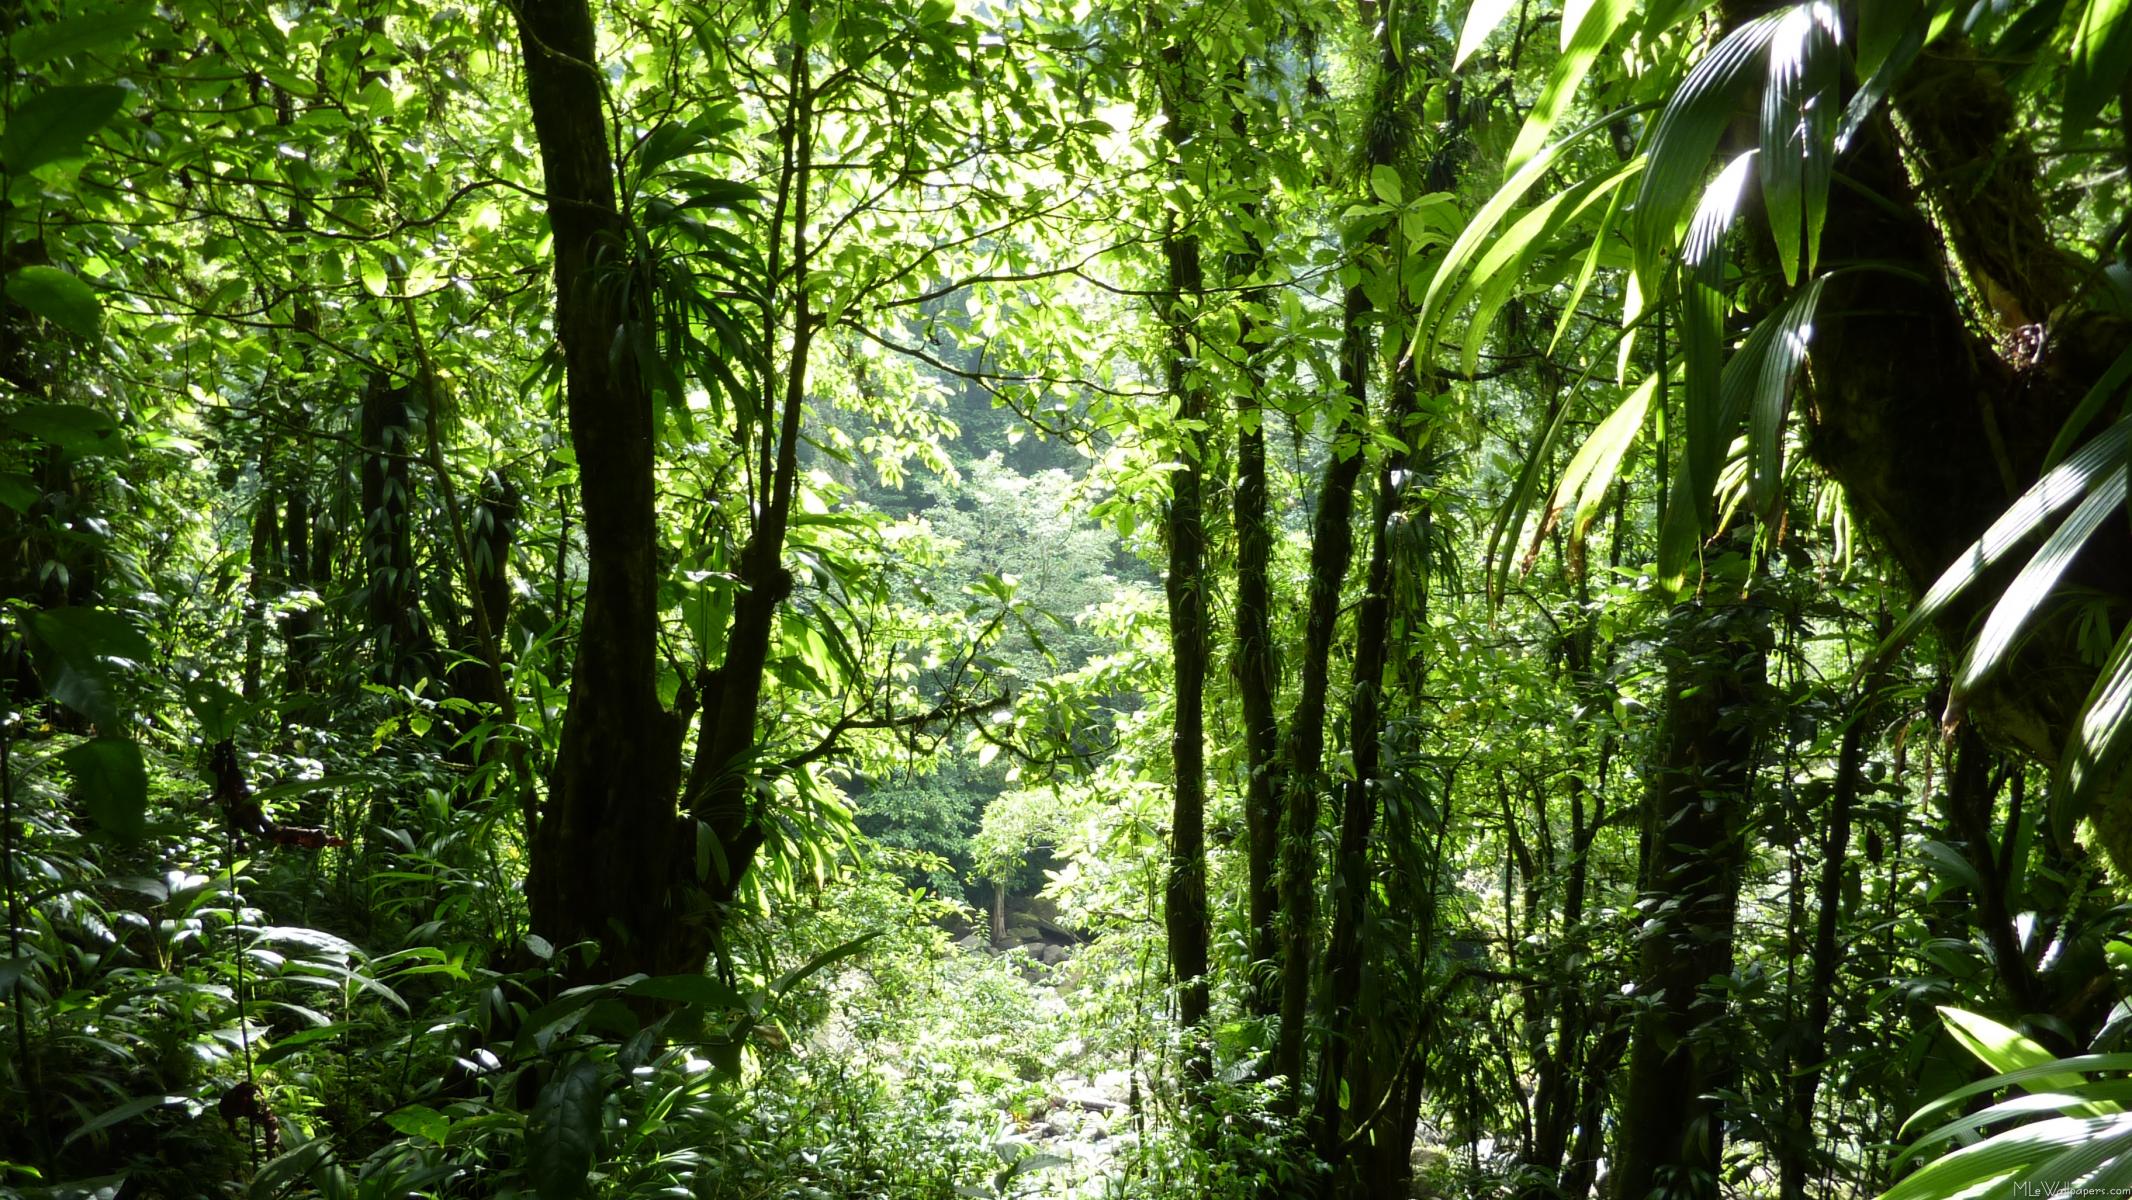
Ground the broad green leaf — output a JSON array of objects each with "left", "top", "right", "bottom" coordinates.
[
  {"left": 1760, "top": 4, "right": 1841, "bottom": 283},
  {"left": 1454, "top": 0, "right": 1519, "bottom": 69},
  {"left": 1506, "top": 0, "right": 1632, "bottom": 172},
  {"left": 1904, "top": 1054, "right": 2132, "bottom": 1132},
  {"left": 13, "top": 5, "right": 154, "bottom": 67},
  {"left": 1451, "top": 163, "right": 1642, "bottom": 377},
  {"left": 526, "top": 1059, "right": 602, "bottom": 1200},
  {"left": 2067, "top": 0, "right": 2132, "bottom": 136},
  {"left": 0, "top": 84, "right": 128, "bottom": 175},
  {"left": 1879, "top": 1114, "right": 2132, "bottom": 1200},
  {"left": 2, "top": 402, "right": 119, "bottom": 455},
  {"left": 32, "top": 606, "right": 155, "bottom": 664},
  {"left": 1631, "top": 12, "right": 1786, "bottom": 298},
  {"left": 1369, "top": 164, "right": 1402, "bottom": 206},
  {"left": 6, "top": 268, "right": 103, "bottom": 340},
  {"left": 62, "top": 738, "right": 147, "bottom": 839},
  {"left": 0, "top": 473, "right": 36, "bottom": 513},
  {"left": 1940, "top": 1008, "right": 2077, "bottom": 1082},
  {"left": 385, "top": 1105, "right": 450, "bottom": 1146}
]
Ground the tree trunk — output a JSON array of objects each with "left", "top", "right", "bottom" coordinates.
[
  {"left": 1153, "top": 9, "right": 1211, "bottom": 1100},
  {"left": 1613, "top": 584, "right": 1767, "bottom": 1200},
  {"left": 514, "top": 0, "right": 692, "bottom": 979},
  {"left": 1310, "top": 365, "right": 1422, "bottom": 1172},
  {"left": 1778, "top": 675, "right": 1880, "bottom": 1200}
]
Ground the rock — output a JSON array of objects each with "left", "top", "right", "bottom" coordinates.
[
  {"left": 1004, "top": 924, "right": 1041, "bottom": 944},
  {"left": 1037, "top": 944, "right": 1071, "bottom": 965},
  {"left": 954, "top": 933, "right": 985, "bottom": 951}
]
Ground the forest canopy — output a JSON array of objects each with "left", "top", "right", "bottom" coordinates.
[{"left": 3, "top": 0, "right": 2132, "bottom": 1197}]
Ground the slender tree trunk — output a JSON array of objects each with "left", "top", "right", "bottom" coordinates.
[
  {"left": 514, "top": 0, "right": 691, "bottom": 977},
  {"left": 1613, "top": 583, "right": 1768, "bottom": 1200},
  {"left": 1310, "top": 373, "right": 1420, "bottom": 1168},
  {"left": 1230, "top": 132, "right": 1282, "bottom": 1009},
  {"left": 1778, "top": 673, "right": 1881, "bottom": 1200},
  {"left": 1152, "top": 6, "right": 1212, "bottom": 1099},
  {"left": 1272, "top": 280, "right": 1366, "bottom": 1115}
]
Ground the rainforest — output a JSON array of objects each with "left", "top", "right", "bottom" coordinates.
[{"left": 3, "top": 0, "right": 2131, "bottom": 1197}]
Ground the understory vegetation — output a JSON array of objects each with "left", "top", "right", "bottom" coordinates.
[{"left": 4, "top": 0, "right": 2132, "bottom": 1197}]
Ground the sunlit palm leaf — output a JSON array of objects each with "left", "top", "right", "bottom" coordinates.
[
  {"left": 1630, "top": 9, "right": 1786, "bottom": 299},
  {"left": 1679, "top": 150, "right": 1756, "bottom": 521},
  {"left": 1506, "top": 0, "right": 1633, "bottom": 172},
  {"left": 1880, "top": 1114, "right": 2132, "bottom": 1200},
  {"left": 1411, "top": 109, "right": 1634, "bottom": 366},
  {"left": 1744, "top": 276, "right": 1826, "bottom": 515},
  {"left": 1451, "top": 163, "right": 1642, "bottom": 376},
  {"left": 2066, "top": 0, "right": 2132, "bottom": 136},
  {"left": 1954, "top": 471, "right": 2128, "bottom": 700},
  {"left": 2057, "top": 621, "right": 2132, "bottom": 837},
  {"left": 1454, "top": 0, "right": 1520, "bottom": 70},
  {"left": 1535, "top": 372, "right": 1657, "bottom": 560},
  {"left": 1759, "top": 3, "right": 1840, "bottom": 283},
  {"left": 1886, "top": 414, "right": 2132, "bottom": 649}
]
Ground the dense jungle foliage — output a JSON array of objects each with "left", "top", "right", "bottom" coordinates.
[{"left": 3, "top": 0, "right": 2132, "bottom": 1196}]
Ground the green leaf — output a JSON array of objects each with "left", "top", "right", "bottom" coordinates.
[
  {"left": 1543, "top": 373, "right": 1656, "bottom": 556},
  {"left": 1741, "top": 275, "right": 1827, "bottom": 516},
  {"left": 1887, "top": 414, "right": 2132, "bottom": 652},
  {"left": 385, "top": 1105, "right": 450, "bottom": 1146},
  {"left": 0, "top": 473, "right": 36, "bottom": 513},
  {"left": 1369, "top": 163, "right": 1403, "bottom": 206},
  {"left": 1414, "top": 106, "right": 1633, "bottom": 357},
  {"left": 2057, "top": 619, "right": 2132, "bottom": 838},
  {"left": 1759, "top": 4, "right": 1841, "bottom": 283},
  {"left": 359, "top": 255, "right": 389, "bottom": 298},
  {"left": 1454, "top": 0, "right": 1520, "bottom": 69},
  {"left": 184, "top": 678, "right": 245, "bottom": 742},
  {"left": 1505, "top": 0, "right": 1632, "bottom": 172},
  {"left": 62, "top": 738, "right": 147, "bottom": 839},
  {"left": 1954, "top": 472, "right": 2127, "bottom": 700},
  {"left": 2043, "top": 342, "right": 2132, "bottom": 470},
  {"left": 0, "top": 84, "right": 128, "bottom": 175},
  {"left": 32, "top": 606, "right": 155, "bottom": 665},
  {"left": 774, "top": 930, "right": 883, "bottom": 996},
  {"left": 1449, "top": 162, "right": 1643, "bottom": 377},
  {"left": 13, "top": 5, "right": 154, "bottom": 67},
  {"left": 2067, "top": 0, "right": 2132, "bottom": 136},
  {"left": 1, "top": 402, "right": 119, "bottom": 455},
  {"left": 62, "top": 1093, "right": 178, "bottom": 1146},
  {"left": 526, "top": 1059, "right": 602, "bottom": 1200},
  {"left": 1880, "top": 1114, "right": 2132, "bottom": 1200},
  {"left": 1631, "top": 12, "right": 1785, "bottom": 298},
  {"left": 1940, "top": 1009, "right": 2066, "bottom": 1078},
  {"left": 6, "top": 268, "right": 104, "bottom": 340},
  {"left": 624, "top": 973, "right": 744, "bottom": 1008}
]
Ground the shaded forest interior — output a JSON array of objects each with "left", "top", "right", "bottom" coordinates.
[{"left": 5, "top": 0, "right": 2132, "bottom": 1198}]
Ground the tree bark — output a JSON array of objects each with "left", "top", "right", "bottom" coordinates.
[
  {"left": 514, "top": 0, "right": 692, "bottom": 978},
  {"left": 1613, "top": 584, "right": 1767, "bottom": 1200},
  {"left": 1153, "top": 7, "right": 1212, "bottom": 1100}
]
